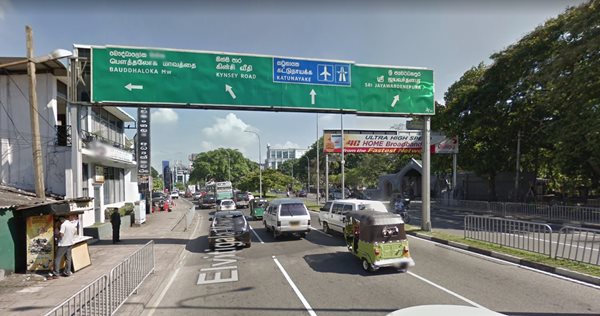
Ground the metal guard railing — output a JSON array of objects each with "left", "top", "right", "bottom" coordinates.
[
  {"left": 464, "top": 216, "right": 553, "bottom": 257},
  {"left": 44, "top": 241, "right": 155, "bottom": 316}
]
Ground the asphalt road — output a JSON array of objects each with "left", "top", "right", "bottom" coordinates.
[{"left": 139, "top": 204, "right": 600, "bottom": 316}]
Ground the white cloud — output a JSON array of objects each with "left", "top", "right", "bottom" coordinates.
[
  {"left": 151, "top": 108, "right": 178, "bottom": 124},
  {"left": 0, "top": 0, "right": 11, "bottom": 21},
  {"left": 199, "top": 113, "right": 260, "bottom": 159}
]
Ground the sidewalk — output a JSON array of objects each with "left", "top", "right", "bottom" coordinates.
[{"left": 0, "top": 199, "right": 196, "bottom": 316}]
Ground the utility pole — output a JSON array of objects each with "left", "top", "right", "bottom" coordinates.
[
  {"left": 26, "top": 26, "right": 45, "bottom": 200},
  {"left": 316, "top": 114, "right": 320, "bottom": 205},
  {"left": 514, "top": 130, "right": 521, "bottom": 202},
  {"left": 340, "top": 113, "right": 345, "bottom": 199}
]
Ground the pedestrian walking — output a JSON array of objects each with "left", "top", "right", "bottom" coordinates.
[
  {"left": 110, "top": 208, "right": 121, "bottom": 244},
  {"left": 52, "top": 214, "right": 78, "bottom": 278}
]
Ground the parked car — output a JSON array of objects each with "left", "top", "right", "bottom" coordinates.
[
  {"left": 234, "top": 192, "right": 250, "bottom": 209},
  {"left": 319, "top": 199, "right": 388, "bottom": 235},
  {"left": 170, "top": 190, "right": 180, "bottom": 199},
  {"left": 217, "top": 199, "right": 236, "bottom": 212},
  {"left": 263, "top": 198, "right": 311, "bottom": 239},
  {"left": 208, "top": 210, "right": 251, "bottom": 250},
  {"left": 199, "top": 194, "right": 216, "bottom": 209},
  {"left": 297, "top": 190, "right": 307, "bottom": 198},
  {"left": 152, "top": 192, "right": 165, "bottom": 206}
]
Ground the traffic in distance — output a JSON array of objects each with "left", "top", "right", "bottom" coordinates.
[{"left": 192, "top": 180, "right": 415, "bottom": 273}]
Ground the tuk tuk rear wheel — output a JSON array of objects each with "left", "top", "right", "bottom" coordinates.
[{"left": 362, "top": 259, "right": 374, "bottom": 272}]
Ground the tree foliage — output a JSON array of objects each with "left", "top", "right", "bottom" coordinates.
[
  {"left": 437, "top": 0, "right": 600, "bottom": 199},
  {"left": 189, "top": 148, "right": 254, "bottom": 187}
]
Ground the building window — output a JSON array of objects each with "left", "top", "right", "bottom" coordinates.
[
  {"left": 277, "top": 151, "right": 282, "bottom": 159},
  {"left": 103, "top": 166, "right": 125, "bottom": 204},
  {"left": 283, "top": 151, "right": 288, "bottom": 159},
  {"left": 82, "top": 163, "right": 89, "bottom": 197}
]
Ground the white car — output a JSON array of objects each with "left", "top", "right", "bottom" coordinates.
[
  {"left": 319, "top": 199, "right": 388, "bottom": 235},
  {"left": 263, "top": 198, "right": 311, "bottom": 239},
  {"left": 170, "top": 190, "right": 179, "bottom": 199},
  {"left": 217, "top": 199, "right": 236, "bottom": 211}
]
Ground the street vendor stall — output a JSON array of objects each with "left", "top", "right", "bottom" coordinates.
[{"left": 14, "top": 198, "right": 94, "bottom": 274}]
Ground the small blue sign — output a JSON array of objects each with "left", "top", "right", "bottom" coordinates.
[{"left": 273, "top": 57, "right": 351, "bottom": 86}]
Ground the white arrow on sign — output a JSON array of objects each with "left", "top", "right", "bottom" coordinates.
[
  {"left": 125, "top": 83, "right": 143, "bottom": 91},
  {"left": 225, "top": 84, "right": 237, "bottom": 99},
  {"left": 310, "top": 89, "right": 317, "bottom": 105},
  {"left": 391, "top": 95, "right": 400, "bottom": 108}
]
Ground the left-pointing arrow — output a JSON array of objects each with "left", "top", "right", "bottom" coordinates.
[
  {"left": 225, "top": 84, "right": 237, "bottom": 99},
  {"left": 125, "top": 83, "right": 143, "bottom": 91}
]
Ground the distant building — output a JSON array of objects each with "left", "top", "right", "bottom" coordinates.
[{"left": 266, "top": 144, "right": 308, "bottom": 169}]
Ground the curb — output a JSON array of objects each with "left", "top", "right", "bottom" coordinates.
[{"left": 407, "top": 231, "right": 600, "bottom": 286}]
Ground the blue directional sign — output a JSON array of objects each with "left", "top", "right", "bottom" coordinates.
[{"left": 273, "top": 57, "right": 351, "bottom": 86}]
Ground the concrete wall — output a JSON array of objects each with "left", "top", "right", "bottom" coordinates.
[{"left": 0, "top": 74, "right": 68, "bottom": 196}]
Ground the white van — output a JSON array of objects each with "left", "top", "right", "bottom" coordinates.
[
  {"left": 263, "top": 198, "right": 311, "bottom": 239},
  {"left": 319, "top": 199, "right": 388, "bottom": 234}
]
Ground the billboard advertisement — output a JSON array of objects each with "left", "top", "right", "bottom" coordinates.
[{"left": 323, "top": 129, "right": 458, "bottom": 154}]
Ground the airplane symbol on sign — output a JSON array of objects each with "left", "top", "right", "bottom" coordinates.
[{"left": 318, "top": 65, "right": 333, "bottom": 82}]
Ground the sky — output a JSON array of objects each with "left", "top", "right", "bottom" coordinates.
[{"left": 0, "top": 0, "right": 586, "bottom": 171}]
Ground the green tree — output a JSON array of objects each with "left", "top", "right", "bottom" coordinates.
[
  {"left": 238, "top": 169, "right": 296, "bottom": 195},
  {"left": 189, "top": 148, "right": 254, "bottom": 187}
]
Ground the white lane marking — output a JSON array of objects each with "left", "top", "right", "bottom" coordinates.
[
  {"left": 249, "top": 225, "right": 265, "bottom": 244},
  {"left": 408, "top": 234, "right": 600, "bottom": 290},
  {"left": 310, "top": 226, "right": 333, "bottom": 237},
  {"left": 272, "top": 256, "right": 317, "bottom": 316},
  {"left": 145, "top": 214, "right": 202, "bottom": 316},
  {"left": 407, "top": 271, "right": 488, "bottom": 309}
]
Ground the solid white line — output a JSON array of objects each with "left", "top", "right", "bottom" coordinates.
[
  {"left": 249, "top": 225, "right": 265, "bottom": 244},
  {"left": 145, "top": 214, "right": 202, "bottom": 316},
  {"left": 272, "top": 256, "right": 317, "bottom": 316},
  {"left": 408, "top": 234, "right": 600, "bottom": 290},
  {"left": 407, "top": 271, "right": 488, "bottom": 309}
]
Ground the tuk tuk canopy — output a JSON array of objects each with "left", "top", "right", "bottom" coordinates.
[{"left": 346, "top": 210, "right": 407, "bottom": 243}]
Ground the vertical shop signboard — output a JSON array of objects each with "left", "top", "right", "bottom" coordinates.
[
  {"left": 26, "top": 215, "right": 54, "bottom": 271},
  {"left": 137, "top": 107, "right": 151, "bottom": 175}
]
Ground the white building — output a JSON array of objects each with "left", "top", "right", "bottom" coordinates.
[
  {"left": 0, "top": 57, "right": 139, "bottom": 228},
  {"left": 266, "top": 144, "right": 308, "bottom": 169}
]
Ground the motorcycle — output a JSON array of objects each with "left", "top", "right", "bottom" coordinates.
[{"left": 394, "top": 198, "right": 411, "bottom": 224}]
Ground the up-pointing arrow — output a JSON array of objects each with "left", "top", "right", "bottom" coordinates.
[
  {"left": 225, "top": 84, "right": 237, "bottom": 99},
  {"left": 391, "top": 95, "right": 400, "bottom": 108},
  {"left": 310, "top": 89, "right": 317, "bottom": 105},
  {"left": 125, "top": 83, "right": 143, "bottom": 91}
]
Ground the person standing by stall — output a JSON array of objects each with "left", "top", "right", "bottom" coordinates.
[
  {"left": 52, "top": 214, "right": 78, "bottom": 278},
  {"left": 110, "top": 208, "right": 121, "bottom": 244}
]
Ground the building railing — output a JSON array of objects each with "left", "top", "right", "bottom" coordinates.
[
  {"left": 80, "top": 129, "right": 132, "bottom": 152},
  {"left": 44, "top": 241, "right": 155, "bottom": 316},
  {"left": 555, "top": 226, "right": 600, "bottom": 265},
  {"left": 464, "top": 216, "right": 553, "bottom": 257},
  {"left": 437, "top": 199, "right": 600, "bottom": 224}
]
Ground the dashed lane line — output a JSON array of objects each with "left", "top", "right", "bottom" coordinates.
[
  {"left": 249, "top": 225, "right": 265, "bottom": 244},
  {"left": 272, "top": 256, "right": 317, "bottom": 316}
]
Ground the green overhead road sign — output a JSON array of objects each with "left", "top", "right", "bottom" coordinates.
[{"left": 91, "top": 46, "right": 434, "bottom": 115}]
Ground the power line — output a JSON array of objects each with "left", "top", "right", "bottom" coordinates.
[
  {"left": 5, "top": 74, "right": 60, "bottom": 131},
  {"left": 0, "top": 99, "right": 30, "bottom": 144}
]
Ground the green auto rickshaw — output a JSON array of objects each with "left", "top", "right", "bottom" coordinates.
[
  {"left": 249, "top": 198, "right": 268, "bottom": 220},
  {"left": 343, "top": 210, "right": 415, "bottom": 272}
]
